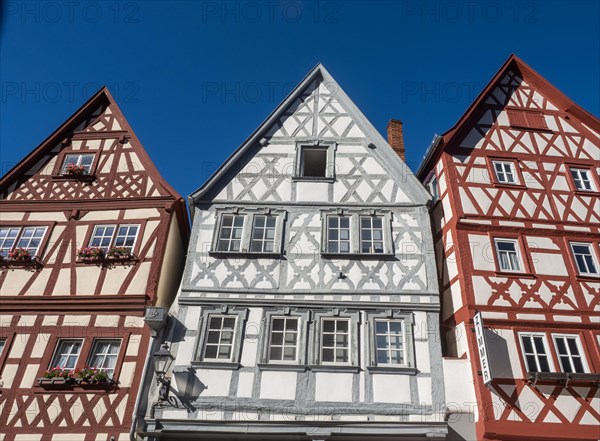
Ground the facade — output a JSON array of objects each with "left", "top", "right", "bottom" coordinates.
[
  {"left": 417, "top": 55, "right": 600, "bottom": 441},
  {"left": 0, "top": 89, "right": 189, "bottom": 441},
  {"left": 138, "top": 64, "right": 447, "bottom": 440}
]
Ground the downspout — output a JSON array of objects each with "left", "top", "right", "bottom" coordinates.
[{"left": 129, "top": 334, "right": 158, "bottom": 441}]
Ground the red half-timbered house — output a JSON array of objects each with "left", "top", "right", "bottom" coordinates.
[
  {"left": 0, "top": 88, "right": 189, "bottom": 441},
  {"left": 418, "top": 55, "right": 600, "bottom": 440}
]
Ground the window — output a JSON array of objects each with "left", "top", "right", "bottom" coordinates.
[
  {"left": 425, "top": 173, "right": 439, "bottom": 202},
  {"left": 0, "top": 226, "right": 48, "bottom": 258},
  {"left": 89, "top": 224, "right": 139, "bottom": 252},
  {"left": 360, "top": 217, "right": 384, "bottom": 254},
  {"left": 268, "top": 317, "right": 299, "bottom": 362},
  {"left": 494, "top": 238, "right": 522, "bottom": 272},
  {"left": 570, "top": 168, "right": 596, "bottom": 192},
  {"left": 0, "top": 339, "right": 5, "bottom": 356},
  {"left": 203, "top": 316, "right": 237, "bottom": 361},
  {"left": 374, "top": 319, "right": 405, "bottom": 365},
  {"left": 507, "top": 109, "right": 548, "bottom": 130},
  {"left": 250, "top": 215, "right": 276, "bottom": 253},
  {"left": 570, "top": 243, "right": 599, "bottom": 276},
  {"left": 492, "top": 161, "right": 518, "bottom": 185},
  {"left": 87, "top": 339, "right": 121, "bottom": 378},
  {"left": 553, "top": 335, "right": 586, "bottom": 374},
  {"left": 520, "top": 334, "right": 551, "bottom": 373},
  {"left": 50, "top": 339, "right": 83, "bottom": 370},
  {"left": 295, "top": 141, "right": 336, "bottom": 180},
  {"left": 321, "top": 318, "right": 350, "bottom": 364},
  {"left": 326, "top": 216, "right": 351, "bottom": 253},
  {"left": 61, "top": 153, "right": 95, "bottom": 175},
  {"left": 216, "top": 214, "right": 245, "bottom": 252}
]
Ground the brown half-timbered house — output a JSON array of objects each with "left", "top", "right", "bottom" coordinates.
[{"left": 0, "top": 88, "right": 189, "bottom": 441}]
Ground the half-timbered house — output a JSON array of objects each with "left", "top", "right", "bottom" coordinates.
[
  {"left": 417, "top": 55, "right": 600, "bottom": 441},
  {"left": 137, "top": 64, "right": 447, "bottom": 440},
  {"left": 0, "top": 88, "right": 189, "bottom": 441}
]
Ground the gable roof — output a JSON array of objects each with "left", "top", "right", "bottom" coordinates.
[
  {"left": 0, "top": 87, "right": 183, "bottom": 202},
  {"left": 416, "top": 54, "right": 600, "bottom": 179},
  {"left": 189, "top": 63, "right": 431, "bottom": 207}
]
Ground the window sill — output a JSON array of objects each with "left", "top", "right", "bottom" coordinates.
[
  {"left": 508, "top": 125, "right": 553, "bottom": 134},
  {"left": 493, "top": 271, "right": 536, "bottom": 279},
  {"left": 321, "top": 252, "right": 395, "bottom": 260},
  {"left": 527, "top": 372, "right": 600, "bottom": 387},
  {"left": 292, "top": 176, "right": 336, "bottom": 183},
  {"left": 37, "top": 378, "right": 116, "bottom": 389},
  {"left": 0, "top": 257, "right": 43, "bottom": 270},
  {"left": 574, "top": 190, "right": 600, "bottom": 197},
  {"left": 492, "top": 183, "right": 527, "bottom": 190},
  {"left": 576, "top": 273, "right": 600, "bottom": 281},
  {"left": 367, "top": 366, "right": 418, "bottom": 375},
  {"left": 309, "top": 365, "right": 360, "bottom": 373},
  {"left": 77, "top": 256, "right": 138, "bottom": 267},
  {"left": 51, "top": 174, "right": 96, "bottom": 182},
  {"left": 257, "top": 363, "right": 308, "bottom": 372},
  {"left": 191, "top": 361, "right": 241, "bottom": 370},
  {"left": 208, "top": 251, "right": 282, "bottom": 258}
]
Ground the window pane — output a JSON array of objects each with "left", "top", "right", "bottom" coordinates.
[
  {"left": 533, "top": 337, "right": 546, "bottom": 354},
  {"left": 538, "top": 356, "right": 550, "bottom": 373},
  {"left": 572, "top": 358, "right": 585, "bottom": 373},
  {"left": 567, "top": 338, "right": 580, "bottom": 355}
]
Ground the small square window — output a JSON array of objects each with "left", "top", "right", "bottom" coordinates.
[
  {"left": 519, "top": 334, "right": 551, "bottom": 373},
  {"left": 204, "top": 315, "right": 237, "bottom": 361},
  {"left": 250, "top": 215, "right": 277, "bottom": 253},
  {"left": 374, "top": 319, "right": 405, "bottom": 365},
  {"left": 327, "top": 216, "right": 351, "bottom": 253},
  {"left": 216, "top": 215, "right": 245, "bottom": 252},
  {"left": 570, "top": 243, "right": 599, "bottom": 276},
  {"left": 321, "top": 318, "right": 350, "bottom": 364},
  {"left": 50, "top": 339, "right": 83, "bottom": 370},
  {"left": 553, "top": 335, "right": 586, "bottom": 374},
  {"left": 494, "top": 239, "right": 522, "bottom": 272},
  {"left": 300, "top": 148, "right": 327, "bottom": 177},
  {"left": 492, "top": 161, "right": 518, "bottom": 185},
  {"left": 61, "top": 153, "right": 95, "bottom": 175},
  {"left": 87, "top": 339, "right": 121, "bottom": 378},
  {"left": 570, "top": 168, "right": 596, "bottom": 192},
  {"left": 360, "top": 217, "right": 384, "bottom": 254},
  {"left": 268, "top": 317, "right": 299, "bottom": 362}
]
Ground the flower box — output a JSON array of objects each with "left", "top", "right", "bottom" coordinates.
[
  {"left": 65, "top": 163, "right": 86, "bottom": 175},
  {"left": 38, "top": 367, "right": 115, "bottom": 388},
  {"left": 8, "top": 248, "right": 31, "bottom": 261},
  {"left": 77, "top": 246, "right": 105, "bottom": 261}
]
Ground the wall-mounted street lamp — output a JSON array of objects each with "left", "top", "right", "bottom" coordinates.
[{"left": 152, "top": 343, "right": 174, "bottom": 401}]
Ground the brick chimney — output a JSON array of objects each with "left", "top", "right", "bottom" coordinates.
[{"left": 387, "top": 119, "right": 405, "bottom": 161}]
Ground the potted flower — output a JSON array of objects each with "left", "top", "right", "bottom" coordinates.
[
  {"left": 8, "top": 248, "right": 31, "bottom": 261},
  {"left": 77, "top": 246, "right": 104, "bottom": 260},
  {"left": 65, "top": 163, "right": 86, "bottom": 175},
  {"left": 106, "top": 246, "right": 131, "bottom": 259},
  {"left": 76, "top": 367, "right": 111, "bottom": 384},
  {"left": 91, "top": 369, "right": 110, "bottom": 384},
  {"left": 40, "top": 367, "right": 75, "bottom": 384}
]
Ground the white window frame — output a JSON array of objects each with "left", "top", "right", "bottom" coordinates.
[
  {"left": 294, "top": 140, "right": 337, "bottom": 180},
  {"left": 570, "top": 242, "right": 599, "bottom": 276},
  {"left": 61, "top": 153, "right": 95, "bottom": 175},
  {"left": 202, "top": 315, "right": 238, "bottom": 362},
  {"left": 88, "top": 224, "right": 140, "bottom": 253},
  {"left": 359, "top": 216, "right": 386, "bottom": 254},
  {"left": 518, "top": 333, "right": 554, "bottom": 374},
  {"left": 494, "top": 238, "right": 523, "bottom": 273},
  {"left": 425, "top": 172, "right": 440, "bottom": 202},
  {"left": 320, "top": 317, "right": 351, "bottom": 365},
  {"left": 570, "top": 167, "right": 596, "bottom": 192},
  {"left": 49, "top": 339, "right": 84, "bottom": 371},
  {"left": 492, "top": 160, "right": 519, "bottom": 185},
  {"left": 215, "top": 214, "right": 246, "bottom": 252},
  {"left": 373, "top": 319, "right": 408, "bottom": 367},
  {"left": 211, "top": 209, "right": 286, "bottom": 255},
  {"left": 87, "top": 339, "right": 122, "bottom": 379},
  {"left": 250, "top": 215, "right": 278, "bottom": 253},
  {"left": 0, "top": 226, "right": 48, "bottom": 258},
  {"left": 551, "top": 334, "right": 588, "bottom": 374},
  {"left": 325, "top": 215, "right": 352, "bottom": 254},
  {"left": 267, "top": 316, "right": 301, "bottom": 364},
  {"left": 321, "top": 210, "right": 393, "bottom": 256}
]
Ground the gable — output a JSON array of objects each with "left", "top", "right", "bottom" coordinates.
[
  {"left": 194, "top": 66, "right": 430, "bottom": 206},
  {"left": 1, "top": 90, "right": 179, "bottom": 202}
]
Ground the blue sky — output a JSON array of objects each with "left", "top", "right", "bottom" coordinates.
[{"left": 1, "top": 1, "right": 599, "bottom": 198}]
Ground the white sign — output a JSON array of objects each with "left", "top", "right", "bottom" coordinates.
[{"left": 473, "top": 311, "right": 492, "bottom": 386}]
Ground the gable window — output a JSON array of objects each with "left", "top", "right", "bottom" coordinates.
[
  {"left": 268, "top": 317, "right": 299, "bottom": 362},
  {"left": 87, "top": 339, "right": 121, "bottom": 378},
  {"left": 519, "top": 334, "right": 551, "bottom": 373},
  {"left": 327, "top": 216, "right": 351, "bottom": 253},
  {"left": 89, "top": 224, "right": 139, "bottom": 252},
  {"left": 494, "top": 238, "right": 522, "bottom": 272},
  {"left": 50, "top": 339, "right": 83, "bottom": 370},
  {"left": 321, "top": 318, "right": 350, "bottom": 364},
  {"left": 61, "top": 153, "right": 95, "bottom": 175},
  {"left": 360, "top": 217, "right": 384, "bottom": 254},
  {"left": 552, "top": 335, "right": 587, "bottom": 374},
  {"left": 294, "top": 141, "right": 336, "bottom": 180},
  {"left": 203, "top": 316, "right": 237, "bottom": 361},
  {"left": 250, "top": 215, "right": 276, "bottom": 253},
  {"left": 0, "top": 226, "right": 48, "bottom": 258},
  {"left": 570, "top": 243, "right": 599, "bottom": 276},
  {"left": 492, "top": 160, "right": 518, "bottom": 185},
  {"left": 569, "top": 167, "right": 596, "bottom": 192},
  {"left": 425, "top": 172, "right": 439, "bottom": 202},
  {"left": 507, "top": 109, "right": 548, "bottom": 130},
  {"left": 374, "top": 319, "right": 405, "bottom": 365}
]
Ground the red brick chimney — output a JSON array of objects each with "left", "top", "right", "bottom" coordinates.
[{"left": 387, "top": 119, "right": 405, "bottom": 161}]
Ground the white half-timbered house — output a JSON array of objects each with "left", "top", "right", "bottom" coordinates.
[{"left": 137, "top": 64, "right": 447, "bottom": 440}]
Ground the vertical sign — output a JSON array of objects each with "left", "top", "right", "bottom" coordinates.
[{"left": 473, "top": 311, "right": 493, "bottom": 386}]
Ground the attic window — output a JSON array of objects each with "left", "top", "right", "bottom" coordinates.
[
  {"left": 61, "top": 153, "right": 95, "bottom": 175},
  {"left": 507, "top": 109, "right": 548, "bottom": 131},
  {"left": 302, "top": 148, "right": 327, "bottom": 177}
]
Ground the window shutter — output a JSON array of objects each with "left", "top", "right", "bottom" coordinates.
[
  {"left": 525, "top": 112, "right": 548, "bottom": 130},
  {"left": 507, "top": 109, "right": 528, "bottom": 128}
]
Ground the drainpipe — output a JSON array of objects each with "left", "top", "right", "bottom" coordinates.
[{"left": 129, "top": 334, "right": 158, "bottom": 441}]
